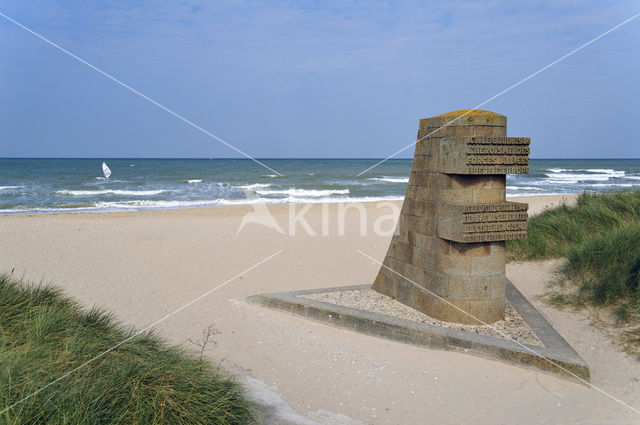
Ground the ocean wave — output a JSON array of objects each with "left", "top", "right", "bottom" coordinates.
[
  {"left": 589, "top": 183, "right": 634, "bottom": 188},
  {"left": 506, "top": 186, "right": 543, "bottom": 191},
  {"left": 57, "top": 189, "right": 168, "bottom": 196},
  {"left": 255, "top": 188, "right": 350, "bottom": 197},
  {"left": 506, "top": 192, "right": 571, "bottom": 197},
  {"left": 368, "top": 177, "right": 409, "bottom": 183},
  {"left": 94, "top": 199, "right": 226, "bottom": 209},
  {"left": 0, "top": 185, "right": 22, "bottom": 190},
  {"left": 623, "top": 176, "right": 640, "bottom": 181},
  {"left": 237, "top": 183, "right": 273, "bottom": 190},
  {"left": 543, "top": 171, "right": 625, "bottom": 183},
  {"left": 281, "top": 195, "right": 403, "bottom": 204},
  {"left": 93, "top": 196, "right": 402, "bottom": 209},
  {"left": 187, "top": 179, "right": 202, "bottom": 184},
  {"left": 547, "top": 168, "right": 624, "bottom": 175},
  {"left": 1, "top": 195, "right": 404, "bottom": 214},
  {"left": 584, "top": 169, "right": 623, "bottom": 174},
  {"left": 55, "top": 203, "right": 96, "bottom": 209}
]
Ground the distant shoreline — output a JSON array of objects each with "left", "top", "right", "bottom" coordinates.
[
  {"left": 0, "top": 194, "right": 577, "bottom": 218},
  {"left": 1, "top": 157, "right": 640, "bottom": 160}
]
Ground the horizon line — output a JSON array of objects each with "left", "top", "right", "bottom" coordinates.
[{"left": 1, "top": 157, "right": 640, "bottom": 161}]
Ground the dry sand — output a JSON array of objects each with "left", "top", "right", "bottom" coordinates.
[{"left": 2, "top": 193, "right": 640, "bottom": 424}]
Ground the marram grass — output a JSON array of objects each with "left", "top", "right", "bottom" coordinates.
[
  {"left": 507, "top": 190, "right": 640, "bottom": 261},
  {"left": 507, "top": 190, "right": 640, "bottom": 326},
  {"left": 0, "top": 274, "right": 254, "bottom": 425},
  {"left": 564, "top": 223, "right": 640, "bottom": 311}
]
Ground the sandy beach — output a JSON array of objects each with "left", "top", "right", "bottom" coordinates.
[{"left": 2, "top": 193, "right": 640, "bottom": 424}]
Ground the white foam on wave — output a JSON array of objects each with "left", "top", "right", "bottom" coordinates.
[
  {"left": 506, "top": 186, "right": 543, "bottom": 191},
  {"left": 94, "top": 199, "right": 226, "bottom": 209},
  {"left": 506, "top": 192, "right": 570, "bottom": 197},
  {"left": 544, "top": 170, "right": 625, "bottom": 183},
  {"left": 95, "top": 195, "right": 402, "bottom": 209},
  {"left": 590, "top": 183, "right": 634, "bottom": 188},
  {"left": 237, "top": 183, "right": 273, "bottom": 190},
  {"left": 544, "top": 174, "right": 594, "bottom": 183},
  {"left": 57, "top": 189, "right": 167, "bottom": 196},
  {"left": 585, "top": 169, "right": 622, "bottom": 174},
  {"left": 102, "top": 196, "right": 399, "bottom": 209},
  {"left": 0, "top": 185, "right": 22, "bottom": 190},
  {"left": 368, "top": 177, "right": 410, "bottom": 183},
  {"left": 1, "top": 195, "right": 405, "bottom": 215},
  {"left": 187, "top": 179, "right": 202, "bottom": 184},
  {"left": 282, "top": 195, "right": 402, "bottom": 204},
  {"left": 547, "top": 168, "right": 624, "bottom": 175},
  {"left": 623, "top": 176, "right": 640, "bottom": 181},
  {"left": 255, "top": 188, "right": 350, "bottom": 197}
]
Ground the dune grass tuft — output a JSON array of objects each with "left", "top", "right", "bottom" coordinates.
[
  {"left": 507, "top": 191, "right": 640, "bottom": 261},
  {"left": 0, "top": 274, "right": 254, "bottom": 424},
  {"left": 564, "top": 223, "right": 640, "bottom": 315},
  {"left": 507, "top": 190, "right": 640, "bottom": 330}
]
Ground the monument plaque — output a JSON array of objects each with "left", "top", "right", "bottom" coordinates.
[
  {"left": 437, "top": 202, "right": 528, "bottom": 243},
  {"left": 437, "top": 137, "right": 530, "bottom": 174},
  {"left": 372, "top": 110, "right": 530, "bottom": 324}
]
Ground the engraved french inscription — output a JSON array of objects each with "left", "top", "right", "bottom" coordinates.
[
  {"left": 462, "top": 231, "right": 528, "bottom": 243},
  {"left": 437, "top": 202, "right": 529, "bottom": 243},
  {"left": 467, "top": 137, "right": 530, "bottom": 145},
  {"left": 463, "top": 222, "right": 527, "bottom": 233},
  {"left": 466, "top": 155, "right": 530, "bottom": 165},
  {"left": 437, "top": 136, "right": 531, "bottom": 175},
  {"left": 465, "top": 137, "right": 529, "bottom": 169},
  {"left": 467, "top": 166, "right": 529, "bottom": 174},
  {"left": 462, "top": 203, "right": 528, "bottom": 213},
  {"left": 467, "top": 145, "right": 530, "bottom": 155},
  {"left": 463, "top": 211, "right": 528, "bottom": 223}
]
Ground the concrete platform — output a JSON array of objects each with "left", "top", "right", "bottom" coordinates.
[{"left": 247, "top": 280, "right": 590, "bottom": 382}]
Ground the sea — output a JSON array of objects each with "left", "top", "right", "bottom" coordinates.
[{"left": 1, "top": 158, "right": 640, "bottom": 214}]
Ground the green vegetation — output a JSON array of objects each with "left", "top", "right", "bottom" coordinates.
[
  {"left": 564, "top": 223, "right": 640, "bottom": 309},
  {"left": 507, "top": 191, "right": 640, "bottom": 261},
  {"left": 0, "top": 274, "right": 254, "bottom": 424},
  {"left": 507, "top": 191, "right": 640, "bottom": 330}
]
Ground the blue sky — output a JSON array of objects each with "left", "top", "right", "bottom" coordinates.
[{"left": 1, "top": 1, "right": 639, "bottom": 159}]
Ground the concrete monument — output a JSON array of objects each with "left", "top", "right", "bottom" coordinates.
[
  {"left": 372, "top": 110, "right": 530, "bottom": 324},
  {"left": 251, "top": 116, "right": 588, "bottom": 377}
]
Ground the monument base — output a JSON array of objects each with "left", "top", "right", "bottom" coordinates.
[
  {"left": 247, "top": 280, "right": 589, "bottom": 382},
  {"left": 372, "top": 273, "right": 505, "bottom": 325}
]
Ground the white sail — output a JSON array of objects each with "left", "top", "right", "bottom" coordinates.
[{"left": 102, "top": 161, "right": 112, "bottom": 179}]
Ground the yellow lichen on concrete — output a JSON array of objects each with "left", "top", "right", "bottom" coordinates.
[{"left": 435, "top": 109, "right": 505, "bottom": 118}]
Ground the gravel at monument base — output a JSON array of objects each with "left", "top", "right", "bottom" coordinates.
[{"left": 303, "top": 288, "right": 543, "bottom": 346}]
